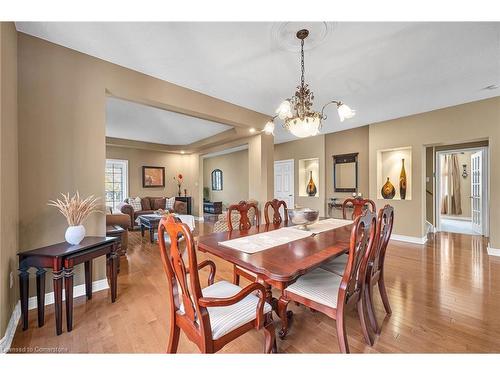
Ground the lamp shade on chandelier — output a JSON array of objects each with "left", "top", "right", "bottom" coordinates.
[{"left": 267, "top": 29, "right": 355, "bottom": 138}]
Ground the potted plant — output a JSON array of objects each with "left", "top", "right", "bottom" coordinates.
[{"left": 48, "top": 192, "right": 101, "bottom": 245}]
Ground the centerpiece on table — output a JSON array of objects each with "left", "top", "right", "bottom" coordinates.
[
  {"left": 48, "top": 192, "right": 102, "bottom": 245},
  {"left": 173, "top": 173, "right": 183, "bottom": 197}
]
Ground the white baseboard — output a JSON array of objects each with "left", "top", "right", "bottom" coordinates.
[
  {"left": 28, "top": 278, "right": 109, "bottom": 310},
  {"left": 0, "top": 301, "right": 21, "bottom": 353},
  {"left": 0, "top": 278, "right": 109, "bottom": 353},
  {"left": 391, "top": 234, "right": 428, "bottom": 245},
  {"left": 487, "top": 244, "right": 500, "bottom": 257}
]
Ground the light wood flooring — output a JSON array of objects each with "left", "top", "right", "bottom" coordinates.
[{"left": 10, "top": 222, "right": 500, "bottom": 353}]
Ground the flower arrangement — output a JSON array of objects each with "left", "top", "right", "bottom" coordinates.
[
  {"left": 48, "top": 192, "right": 102, "bottom": 245},
  {"left": 48, "top": 192, "right": 102, "bottom": 225},
  {"left": 173, "top": 173, "right": 183, "bottom": 197}
]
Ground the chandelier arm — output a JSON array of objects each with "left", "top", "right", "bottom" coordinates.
[{"left": 320, "top": 100, "right": 342, "bottom": 119}]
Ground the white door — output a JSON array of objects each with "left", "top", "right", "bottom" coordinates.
[
  {"left": 274, "top": 160, "right": 294, "bottom": 210},
  {"left": 471, "top": 151, "right": 482, "bottom": 234}
]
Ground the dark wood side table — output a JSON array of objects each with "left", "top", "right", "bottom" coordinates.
[
  {"left": 106, "top": 224, "right": 126, "bottom": 256},
  {"left": 138, "top": 214, "right": 161, "bottom": 243},
  {"left": 18, "top": 236, "right": 119, "bottom": 335}
]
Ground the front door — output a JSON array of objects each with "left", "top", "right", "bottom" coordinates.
[
  {"left": 274, "top": 159, "right": 294, "bottom": 210},
  {"left": 471, "top": 150, "right": 483, "bottom": 234}
]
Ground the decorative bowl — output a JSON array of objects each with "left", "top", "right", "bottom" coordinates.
[{"left": 287, "top": 208, "right": 320, "bottom": 230}]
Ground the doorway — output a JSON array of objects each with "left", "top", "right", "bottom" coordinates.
[
  {"left": 435, "top": 146, "right": 489, "bottom": 236},
  {"left": 274, "top": 159, "right": 295, "bottom": 210}
]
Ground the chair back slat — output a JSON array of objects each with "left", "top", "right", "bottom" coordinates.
[
  {"left": 264, "top": 199, "right": 288, "bottom": 225},
  {"left": 342, "top": 198, "right": 376, "bottom": 220},
  {"left": 158, "top": 215, "right": 204, "bottom": 325},
  {"left": 227, "top": 200, "right": 260, "bottom": 231},
  {"left": 371, "top": 205, "right": 394, "bottom": 274},
  {"left": 341, "top": 211, "right": 376, "bottom": 303}
]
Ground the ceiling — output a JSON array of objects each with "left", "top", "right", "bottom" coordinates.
[
  {"left": 16, "top": 22, "right": 500, "bottom": 144},
  {"left": 106, "top": 97, "right": 232, "bottom": 145}
]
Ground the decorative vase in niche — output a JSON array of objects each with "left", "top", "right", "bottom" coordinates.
[
  {"left": 65, "top": 225, "right": 85, "bottom": 245},
  {"left": 306, "top": 171, "right": 317, "bottom": 197},
  {"left": 178, "top": 187, "right": 182, "bottom": 197},
  {"left": 381, "top": 177, "right": 396, "bottom": 199},
  {"left": 400, "top": 158, "right": 407, "bottom": 200}
]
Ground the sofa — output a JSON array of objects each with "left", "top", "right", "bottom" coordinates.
[
  {"left": 106, "top": 211, "right": 131, "bottom": 254},
  {"left": 119, "top": 196, "right": 188, "bottom": 229}
]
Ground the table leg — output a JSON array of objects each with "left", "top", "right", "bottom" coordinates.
[
  {"left": 53, "top": 269, "right": 64, "bottom": 335},
  {"left": 84, "top": 260, "right": 93, "bottom": 300},
  {"left": 109, "top": 244, "right": 118, "bottom": 302},
  {"left": 19, "top": 266, "right": 29, "bottom": 331},
  {"left": 64, "top": 265, "right": 74, "bottom": 332},
  {"left": 36, "top": 268, "right": 46, "bottom": 327},
  {"left": 149, "top": 226, "right": 155, "bottom": 243},
  {"left": 140, "top": 223, "right": 145, "bottom": 238}
]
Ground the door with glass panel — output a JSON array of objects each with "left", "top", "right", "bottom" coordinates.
[{"left": 471, "top": 151, "right": 482, "bottom": 234}]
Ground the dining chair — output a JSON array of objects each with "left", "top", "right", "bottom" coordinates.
[
  {"left": 342, "top": 197, "right": 376, "bottom": 220},
  {"left": 319, "top": 198, "right": 377, "bottom": 276},
  {"left": 228, "top": 200, "right": 261, "bottom": 285},
  {"left": 264, "top": 199, "right": 288, "bottom": 225},
  {"left": 364, "top": 204, "right": 394, "bottom": 335},
  {"left": 277, "top": 211, "right": 377, "bottom": 353},
  {"left": 157, "top": 215, "right": 276, "bottom": 353}
]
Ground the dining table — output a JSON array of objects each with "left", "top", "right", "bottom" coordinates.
[{"left": 196, "top": 219, "right": 354, "bottom": 337}]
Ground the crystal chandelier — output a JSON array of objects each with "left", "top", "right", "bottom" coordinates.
[{"left": 264, "top": 29, "right": 355, "bottom": 138}]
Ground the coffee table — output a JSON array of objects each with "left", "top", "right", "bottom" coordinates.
[{"left": 138, "top": 214, "right": 161, "bottom": 243}]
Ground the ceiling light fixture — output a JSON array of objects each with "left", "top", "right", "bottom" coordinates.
[
  {"left": 267, "top": 29, "right": 355, "bottom": 138},
  {"left": 249, "top": 128, "right": 256, "bottom": 133},
  {"left": 180, "top": 150, "right": 185, "bottom": 154}
]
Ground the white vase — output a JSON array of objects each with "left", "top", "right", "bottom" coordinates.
[{"left": 65, "top": 225, "right": 86, "bottom": 245}]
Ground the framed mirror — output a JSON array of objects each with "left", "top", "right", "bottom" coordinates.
[{"left": 333, "top": 153, "right": 358, "bottom": 193}]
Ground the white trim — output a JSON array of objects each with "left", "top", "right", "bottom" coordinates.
[
  {"left": 201, "top": 144, "right": 248, "bottom": 159},
  {"left": 0, "top": 301, "right": 21, "bottom": 353},
  {"left": 391, "top": 233, "right": 428, "bottom": 245},
  {"left": 28, "top": 278, "right": 109, "bottom": 310},
  {"left": 195, "top": 216, "right": 204, "bottom": 222},
  {"left": 425, "top": 221, "right": 436, "bottom": 235},
  {"left": 487, "top": 244, "right": 500, "bottom": 257}
]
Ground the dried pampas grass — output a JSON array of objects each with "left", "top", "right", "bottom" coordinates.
[{"left": 48, "top": 192, "right": 102, "bottom": 226}]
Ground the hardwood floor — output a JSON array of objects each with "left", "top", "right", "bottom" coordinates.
[{"left": 10, "top": 222, "right": 500, "bottom": 353}]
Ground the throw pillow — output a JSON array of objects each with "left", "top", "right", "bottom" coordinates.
[
  {"left": 141, "top": 197, "right": 152, "bottom": 211},
  {"left": 165, "top": 196, "right": 176, "bottom": 210},
  {"left": 173, "top": 200, "right": 187, "bottom": 215},
  {"left": 129, "top": 197, "right": 142, "bottom": 211},
  {"left": 152, "top": 197, "right": 166, "bottom": 210}
]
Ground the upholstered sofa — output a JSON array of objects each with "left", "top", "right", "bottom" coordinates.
[
  {"left": 106, "top": 211, "right": 131, "bottom": 253},
  {"left": 119, "top": 196, "right": 187, "bottom": 229}
]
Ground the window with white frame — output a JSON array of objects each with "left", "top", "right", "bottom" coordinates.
[{"left": 105, "top": 159, "right": 128, "bottom": 210}]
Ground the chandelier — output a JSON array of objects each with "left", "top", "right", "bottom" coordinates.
[{"left": 264, "top": 29, "right": 355, "bottom": 138}]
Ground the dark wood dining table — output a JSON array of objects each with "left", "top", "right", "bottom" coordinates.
[{"left": 197, "top": 221, "right": 353, "bottom": 335}]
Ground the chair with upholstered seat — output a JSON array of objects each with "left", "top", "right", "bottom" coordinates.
[
  {"left": 227, "top": 201, "right": 261, "bottom": 285},
  {"left": 342, "top": 197, "right": 376, "bottom": 220},
  {"left": 277, "top": 211, "right": 377, "bottom": 353},
  {"left": 364, "top": 205, "right": 394, "bottom": 335},
  {"left": 320, "top": 197, "right": 376, "bottom": 275},
  {"left": 264, "top": 199, "right": 288, "bottom": 225},
  {"left": 158, "top": 215, "right": 276, "bottom": 353}
]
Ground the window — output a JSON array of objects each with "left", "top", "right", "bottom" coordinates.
[
  {"left": 105, "top": 159, "right": 128, "bottom": 210},
  {"left": 211, "top": 169, "right": 223, "bottom": 191}
]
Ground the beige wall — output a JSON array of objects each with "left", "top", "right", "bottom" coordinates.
[
  {"left": 369, "top": 97, "right": 500, "bottom": 243},
  {"left": 17, "top": 32, "right": 268, "bottom": 298},
  {"left": 106, "top": 145, "right": 199, "bottom": 214},
  {"left": 274, "top": 135, "right": 326, "bottom": 215},
  {"left": 0, "top": 22, "right": 19, "bottom": 339},
  {"left": 203, "top": 150, "right": 249, "bottom": 207},
  {"left": 325, "top": 126, "right": 370, "bottom": 200}
]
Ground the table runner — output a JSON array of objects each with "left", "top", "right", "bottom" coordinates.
[
  {"left": 218, "top": 227, "right": 313, "bottom": 254},
  {"left": 289, "top": 218, "right": 353, "bottom": 234}
]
